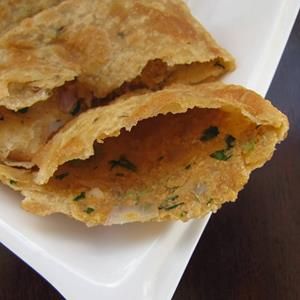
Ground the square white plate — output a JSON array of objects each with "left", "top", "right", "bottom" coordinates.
[{"left": 0, "top": 1, "right": 299, "bottom": 299}]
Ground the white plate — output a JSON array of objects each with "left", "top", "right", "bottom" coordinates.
[{"left": 0, "top": 1, "right": 299, "bottom": 299}]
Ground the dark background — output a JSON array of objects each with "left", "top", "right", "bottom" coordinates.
[{"left": 1, "top": 12, "right": 299, "bottom": 300}]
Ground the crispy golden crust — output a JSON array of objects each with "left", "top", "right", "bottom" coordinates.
[
  {"left": 0, "top": 0, "right": 235, "bottom": 110},
  {"left": 0, "top": 0, "right": 63, "bottom": 35},
  {"left": 0, "top": 83, "right": 287, "bottom": 226},
  {"left": 34, "top": 82, "right": 288, "bottom": 184},
  {"left": 0, "top": 94, "right": 74, "bottom": 165}
]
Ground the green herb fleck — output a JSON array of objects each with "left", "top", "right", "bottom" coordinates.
[
  {"left": 210, "top": 134, "right": 236, "bottom": 161},
  {"left": 17, "top": 107, "right": 29, "bottom": 114},
  {"left": 73, "top": 192, "right": 85, "bottom": 201},
  {"left": 9, "top": 179, "right": 17, "bottom": 185},
  {"left": 185, "top": 164, "right": 192, "bottom": 170},
  {"left": 109, "top": 155, "right": 137, "bottom": 172},
  {"left": 84, "top": 207, "right": 95, "bottom": 214},
  {"left": 207, "top": 198, "right": 213, "bottom": 206},
  {"left": 210, "top": 150, "right": 231, "bottom": 161},
  {"left": 225, "top": 135, "right": 236, "bottom": 149},
  {"left": 200, "top": 126, "right": 219, "bottom": 141},
  {"left": 180, "top": 211, "right": 188, "bottom": 218},
  {"left": 160, "top": 202, "right": 184, "bottom": 211},
  {"left": 55, "top": 172, "right": 69, "bottom": 180},
  {"left": 159, "top": 195, "right": 183, "bottom": 210},
  {"left": 70, "top": 101, "right": 81, "bottom": 116},
  {"left": 243, "top": 141, "right": 255, "bottom": 153}
]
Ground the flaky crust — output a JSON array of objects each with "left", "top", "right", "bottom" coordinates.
[
  {"left": 0, "top": 0, "right": 235, "bottom": 110},
  {"left": 34, "top": 82, "right": 288, "bottom": 184},
  {"left": 0, "top": 94, "right": 73, "bottom": 164},
  {"left": 0, "top": 83, "right": 288, "bottom": 226},
  {"left": 0, "top": 0, "right": 63, "bottom": 35}
]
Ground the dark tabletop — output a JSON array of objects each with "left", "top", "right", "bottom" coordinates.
[{"left": 1, "top": 12, "right": 299, "bottom": 300}]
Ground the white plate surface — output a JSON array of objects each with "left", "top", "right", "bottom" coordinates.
[{"left": 0, "top": 1, "right": 299, "bottom": 299}]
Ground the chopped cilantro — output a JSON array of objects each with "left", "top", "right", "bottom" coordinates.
[
  {"left": 109, "top": 155, "right": 137, "bottom": 172},
  {"left": 160, "top": 202, "right": 184, "bottom": 211},
  {"left": 9, "top": 179, "right": 17, "bottom": 185},
  {"left": 243, "top": 141, "right": 255, "bottom": 153},
  {"left": 200, "top": 126, "right": 219, "bottom": 141},
  {"left": 73, "top": 192, "right": 85, "bottom": 201},
  {"left": 159, "top": 195, "right": 183, "bottom": 210},
  {"left": 84, "top": 207, "right": 95, "bottom": 214},
  {"left": 210, "top": 134, "right": 236, "bottom": 161},
  {"left": 55, "top": 172, "right": 69, "bottom": 180},
  {"left": 180, "top": 211, "right": 188, "bottom": 218},
  {"left": 70, "top": 101, "right": 81, "bottom": 116},
  {"left": 207, "top": 198, "right": 213, "bottom": 205},
  {"left": 225, "top": 135, "right": 236, "bottom": 149},
  {"left": 210, "top": 149, "right": 232, "bottom": 161},
  {"left": 17, "top": 107, "right": 29, "bottom": 114}
]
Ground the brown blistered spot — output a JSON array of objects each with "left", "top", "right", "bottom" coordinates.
[
  {"left": 109, "top": 0, "right": 129, "bottom": 21},
  {"left": 59, "top": 25, "right": 110, "bottom": 72},
  {"left": 133, "top": 3, "right": 199, "bottom": 42}
]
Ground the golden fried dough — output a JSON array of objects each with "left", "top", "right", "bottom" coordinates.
[
  {"left": 0, "top": 0, "right": 234, "bottom": 110},
  {"left": 0, "top": 83, "right": 287, "bottom": 226},
  {"left": 0, "top": 93, "right": 75, "bottom": 167},
  {"left": 0, "top": 0, "right": 63, "bottom": 35}
]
